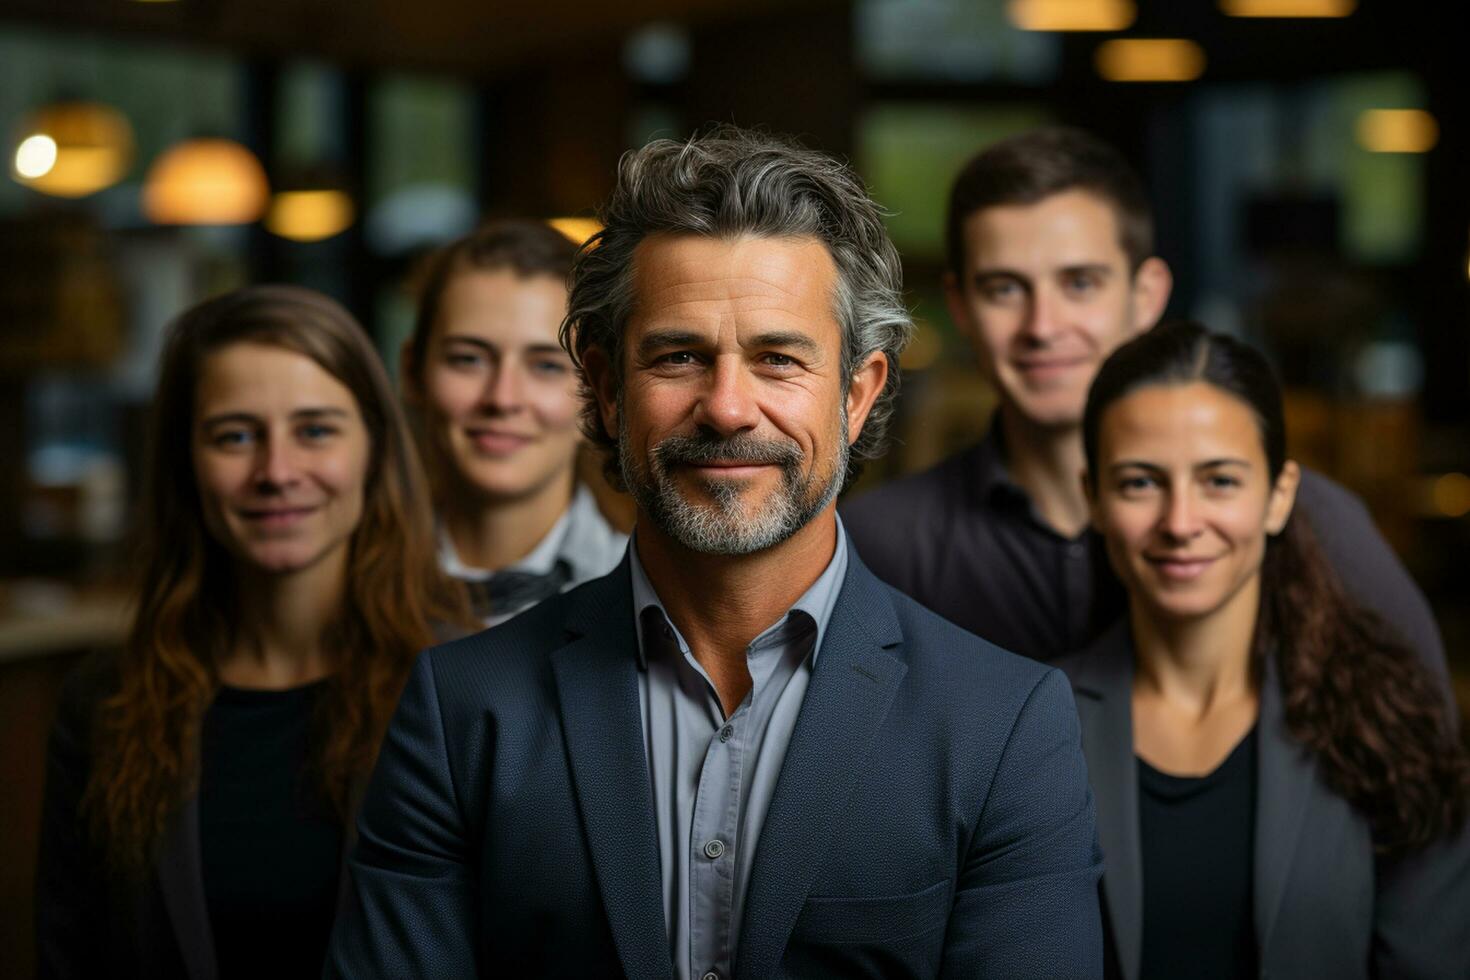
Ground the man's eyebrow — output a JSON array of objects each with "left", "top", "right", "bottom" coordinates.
[
  {"left": 524, "top": 343, "right": 572, "bottom": 357},
  {"left": 1058, "top": 263, "right": 1115, "bottom": 277},
  {"left": 636, "top": 330, "right": 705, "bottom": 356},
  {"left": 748, "top": 331, "right": 821, "bottom": 357}
]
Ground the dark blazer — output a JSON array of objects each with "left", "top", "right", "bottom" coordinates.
[
  {"left": 325, "top": 548, "right": 1105, "bottom": 979},
  {"left": 34, "top": 653, "right": 360, "bottom": 980},
  {"left": 1055, "top": 622, "right": 1470, "bottom": 980}
]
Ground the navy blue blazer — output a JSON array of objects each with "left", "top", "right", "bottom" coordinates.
[{"left": 325, "top": 547, "right": 1104, "bottom": 978}]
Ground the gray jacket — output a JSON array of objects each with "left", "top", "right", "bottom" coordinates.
[{"left": 1056, "top": 621, "right": 1470, "bottom": 980}]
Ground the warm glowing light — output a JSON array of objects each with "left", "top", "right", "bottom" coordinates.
[
  {"left": 1095, "top": 39, "right": 1206, "bottom": 82},
  {"left": 1220, "top": 0, "right": 1355, "bottom": 16},
  {"left": 143, "top": 138, "right": 269, "bottom": 225},
  {"left": 1355, "top": 109, "right": 1438, "bottom": 154},
  {"left": 1432, "top": 473, "right": 1470, "bottom": 518},
  {"left": 548, "top": 217, "right": 603, "bottom": 246},
  {"left": 10, "top": 102, "right": 134, "bottom": 197},
  {"left": 265, "top": 190, "right": 355, "bottom": 241},
  {"left": 14, "top": 135, "right": 58, "bottom": 179},
  {"left": 1008, "top": 0, "right": 1136, "bottom": 31}
]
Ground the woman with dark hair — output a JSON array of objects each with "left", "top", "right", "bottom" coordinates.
[
  {"left": 403, "top": 220, "right": 627, "bottom": 626},
  {"left": 35, "top": 285, "right": 470, "bottom": 979},
  {"left": 1058, "top": 320, "right": 1470, "bottom": 980}
]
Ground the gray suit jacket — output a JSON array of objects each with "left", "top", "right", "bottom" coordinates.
[{"left": 1056, "top": 621, "right": 1470, "bottom": 980}]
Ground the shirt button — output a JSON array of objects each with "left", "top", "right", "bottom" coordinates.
[
  {"left": 703, "top": 839, "right": 726, "bottom": 859},
  {"left": 662, "top": 625, "right": 673, "bottom": 639},
  {"left": 719, "top": 724, "right": 734, "bottom": 742},
  {"left": 701, "top": 972, "right": 721, "bottom": 980}
]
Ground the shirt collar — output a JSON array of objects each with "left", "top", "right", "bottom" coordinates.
[
  {"left": 437, "top": 485, "right": 584, "bottom": 581},
  {"left": 628, "top": 514, "right": 850, "bottom": 670}
]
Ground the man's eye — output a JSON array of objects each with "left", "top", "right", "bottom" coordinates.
[
  {"left": 1118, "top": 475, "right": 1156, "bottom": 493},
  {"left": 981, "top": 280, "right": 1021, "bottom": 302},
  {"left": 1206, "top": 474, "right": 1241, "bottom": 491},
  {"left": 445, "top": 351, "right": 483, "bottom": 368},
  {"left": 659, "top": 351, "right": 697, "bottom": 366},
  {"left": 1063, "top": 272, "right": 1101, "bottom": 295},
  {"left": 763, "top": 353, "right": 796, "bottom": 368}
]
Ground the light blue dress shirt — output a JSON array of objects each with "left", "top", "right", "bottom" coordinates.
[{"left": 629, "top": 518, "right": 849, "bottom": 980}]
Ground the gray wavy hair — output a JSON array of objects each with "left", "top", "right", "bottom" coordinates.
[{"left": 560, "top": 125, "right": 914, "bottom": 490}]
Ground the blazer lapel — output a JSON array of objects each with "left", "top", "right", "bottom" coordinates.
[
  {"left": 734, "top": 556, "right": 907, "bottom": 980},
  {"left": 1065, "top": 622, "right": 1144, "bottom": 980},
  {"left": 550, "top": 562, "right": 674, "bottom": 980},
  {"left": 1252, "top": 654, "right": 1314, "bottom": 960},
  {"left": 155, "top": 795, "right": 219, "bottom": 980}
]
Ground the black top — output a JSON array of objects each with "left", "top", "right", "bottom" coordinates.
[
  {"left": 1136, "top": 727, "right": 1258, "bottom": 980},
  {"left": 199, "top": 681, "right": 342, "bottom": 980},
  {"left": 842, "top": 427, "right": 1445, "bottom": 669},
  {"left": 843, "top": 428, "right": 1123, "bottom": 660}
]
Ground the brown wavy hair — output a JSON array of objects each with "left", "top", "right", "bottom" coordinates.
[
  {"left": 1084, "top": 320, "right": 1470, "bottom": 856},
  {"left": 84, "top": 285, "right": 471, "bottom": 873}
]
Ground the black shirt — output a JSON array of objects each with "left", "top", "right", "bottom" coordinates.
[
  {"left": 1137, "top": 728, "right": 1258, "bottom": 980},
  {"left": 843, "top": 430, "right": 1124, "bottom": 660},
  {"left": 843, "top": 428, "right": 1446, "bottom": 671},
  {"left": 199, "top": 681, "right": 342, "bottom": 980}
]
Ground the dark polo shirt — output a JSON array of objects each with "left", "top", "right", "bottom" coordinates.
[{"left": 842, "top": 429, "right": 1447, "bottom": 681}]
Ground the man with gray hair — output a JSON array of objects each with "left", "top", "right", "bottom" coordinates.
[{"left": 326, "top": 126, "right": 1103, "bottom": 979}]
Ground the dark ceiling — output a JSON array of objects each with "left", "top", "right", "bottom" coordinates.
[{"left": 0, "top": 0, "right": 839, "bottom": 76}]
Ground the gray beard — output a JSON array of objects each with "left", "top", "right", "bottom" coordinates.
[{"left": 618, "top": 400, "right": 849, "bottom": 556}]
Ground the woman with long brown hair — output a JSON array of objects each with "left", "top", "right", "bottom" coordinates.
[
  {"left": 1057, "top": 320, "right": 1470, "bottom": 980},
  {"left": 36, "top": 285, "right": 469, "bottom": 979}
]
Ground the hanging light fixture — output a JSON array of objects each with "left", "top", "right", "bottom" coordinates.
[
  {"left": 10, "top": 100, "right": 135, "bottom": 198},
  {"left": 142, "top": 138, "right": 269, "bottom": 225}
]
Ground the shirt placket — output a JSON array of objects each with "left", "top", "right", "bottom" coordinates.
[{"left": 687, "top": 684, "right": 747, "bottom": 980}]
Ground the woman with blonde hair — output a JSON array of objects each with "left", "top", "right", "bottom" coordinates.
[{"left": 36, "top": 285, "right": 469, "bottom": 979}]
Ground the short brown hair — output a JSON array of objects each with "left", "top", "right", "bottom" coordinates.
[
  {"left": 945, "top": 127, "right": 1154, "bottom": 276},
  {"left": 407, "top": 219, "right": 578, "bottom": 384}
]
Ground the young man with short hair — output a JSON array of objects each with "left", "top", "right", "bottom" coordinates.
[{"left": 844, "top": 127, "right": 1446, "bottom": 674}]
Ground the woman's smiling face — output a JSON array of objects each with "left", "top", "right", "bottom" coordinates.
[
  {"left": 1089, "top": 380, "right": 1298, "bottom": 624},
  {"left": 193, "top": 342, "right": 371, "bottom": 576}
]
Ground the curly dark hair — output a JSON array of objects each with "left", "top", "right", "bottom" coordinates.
[
  {"left": 560, "top": 125, "right": 913, "bottom": 491},
  {"left": 1084, "top": 319, "right": 1470, "bottom": 856}
]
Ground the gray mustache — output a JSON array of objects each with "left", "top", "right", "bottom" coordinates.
[{"left": 654, "top": 432, "right": 803, "bottom": 469}]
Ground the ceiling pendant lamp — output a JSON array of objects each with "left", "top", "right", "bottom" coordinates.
[
  {"left": 142, "top": 137, "right": 270, "bottom": 225},
  {"left": 10, "top": 100, "right": 135, "bottom": 198}
]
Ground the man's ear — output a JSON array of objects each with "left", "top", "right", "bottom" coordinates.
[
  {"left": 1130, "top": 256, "right": 1173, "bottom": 333},
  {"left": 845, "top": 350, "right": 890, "bottom": 445},
  {"left": 399, "top": 340, "right": 421, "bottom": 405},
  {"left": 1266, "top": 459, "right": 1301, "bottom": 536},
  {"left": 581, "top": 347, "right": 620, "bottom": 440}
]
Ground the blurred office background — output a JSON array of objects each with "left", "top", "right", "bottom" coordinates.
[{"left": 0, "top": 0, "right": 1465, "bottom": 973}]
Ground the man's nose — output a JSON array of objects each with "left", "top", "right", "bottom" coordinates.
[
  {"left": 1019, "top": 285, "right": 1065, "bottom": 344},
  {"left": 692, "top": 355, "right": 761, "bottom": 437}
]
